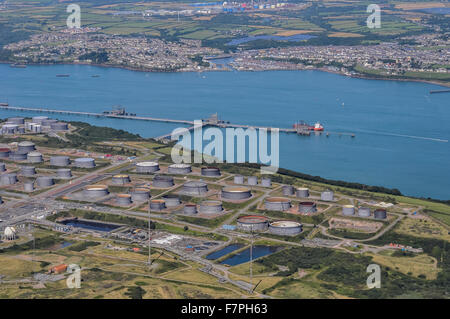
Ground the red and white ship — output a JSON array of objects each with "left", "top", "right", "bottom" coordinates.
[{"left": 293, "top": 121, "right": 324, "bottom": 132}]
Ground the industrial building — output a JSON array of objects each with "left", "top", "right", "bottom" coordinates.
[
  {"left": 201, "top": 167, "right": 221, "bottom": 177},
  {"left": 116, "top": 194, "right": 132, "bottom": 205},
  {"left": 296, "top": 187, "right": 310, "bottom": 198},
  {"left": 17, "top": 141, "right": 36, "bottom": 153},
  {"left": 234, "top": 175, "right": 244, "bottom": 184},
  {"left": 358, "top": 207, "right": 371, "bottom": 217},
  {"left": 57, "top": 168, "right": 72, "bottom": 179},
  {"left": 298, "top": 201, "right": 317, "bottom": 213},
  {"left": 181, "top": 181, "right": 208, "bottom": 195},
  {"left": 264, "top": 197, "right": 291, "bottom": 211},
  {"left": 83, "top": 185, "right": 109, "bottom": 198},
  {"left": 221, "top": 186, "right": 252, "bottom": 200},
  {"left": 136, "top": 161, "right": 159, "bottom": 173},
  {"left": 321, "top": 190, "right": 334, "bottom": 201},
  {"left": 152, "top": 175, "right": 174, "bottom": 188},
  {"left": 374, "top": 209, "right": 387, "bottom": 220},
  {"left": 282, "top": 185, "right": 295, "bottom": 196},
  {"left": 111, "top": 174, "right": 131, "bottom": 185},
  {"left": 27, "top": 151, "right": 43, "bottom": 163},
  {"left": 199, "top": 200, "right": 223, "bottom": 214},
  {"left": 269, "top": 221, "right": 302, "bottom": 236},
  {"left": 236, "top": 215, "right": 269, "bottom": 232},
  {"left": 130, "top": 188, "right": 150, "bottom": 202},
  {"left": 162, "top": 194, "right": 181, "bottom": 207},
  {"left": 167, "top": 163, "right": 191, "bottom": 174},
  {"left": 74, "top": 157, "right": 96, "bottom": 168},
  {"left": 36, "top": 176, "right": 54, "bottom": 187},
  {"left": 50, "top": 156, "right": 70, "bottom": 166},
  {"left": 150, "top": 199, "right": 166, "bottom": 211},
  {"left": 342, "top": 205, "right": 355, "bottom": 216}
]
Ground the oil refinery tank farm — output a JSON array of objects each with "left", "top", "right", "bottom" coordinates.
[
  {"left": 57, "top": 168, "right": 72, "bottom": 179},
  {"left": 358, "top": 207, "right": 371, "bottom": 217},
  {"left": 83, "top": 185, "right": 109, "bottom": 198},
  {"left": 50, "top": 156, "right": 70, "bottom": 167},
  {"left": 50, "top": 122, "right": 69, "bottom": 131},
  {"left": 27, "top": 151, "right": 43, "bottom": 163},
  {"left": 111, "top": 174, "right": 131, "bottom": 185},
  {"left": 321, "top": 190, "right": 334, "bottom": 201},
  {"left": 234, "top": 175, "right": 244, "bottom": 184},
  {"left": 181, "top": 181, "right": 208, "bottom": 195},
  {"left": 282, "top": 185, "right": 294, "bottom": 196},
  {"left": 201, "top": 167, "right": 221, "bottom": 177},
  {"left": 374, "top": 209, "right": 387, "bottom": 220},
  {"left": 342, "top": 205, "right": 355, "bottom": 216},
  {"left": 221, "top": 186, "right": 252, "bottom": 200},
  {"left": 269, "top": 221, "right": 302, "bottom": 236},
  {"left": 20, "top": 166, "right": 36, "bottom": 176},
  {"left": 150, "top": 199, "right": 166, "bottom": 211},
  {"left": 199, "top": 200, "right": 223, "bottom": 214},
  {"left": 247, "top": 176, "right": 258, "bottom": 186},
  {"left": 0, "top": 148, "right": 10, "bottom": 158},
  {"left": 130, "top": 188, "right": 150, "bottom": 202},
  {"left": 265, "top": 197, "right": 291, "bottom": 211},
  {"left": 183, "top": 204, "right": 197, "bottom": 214},
  {"left": 116, "top": 194, "right": 132, "bottom": 205},
  {"left": 261, "top": 177, "right": 271, "bottom": 187},
  {"left": 237, "top": 215, "right": 269, "bottom": 232},
  {"left": 9, "top": 151, "right": 27, "bottom": 161},
  {"left": 1, "top": 173, "right": 17, "bottom": 185},
  {"left": 167, "top": 163, "right": 191, "bottom": 175},
  {"left": 8, "top": 117, "right": 25, "bottom": 125},
  {"left": 296, "top": 188, "right": 310, "bottom": 198},
  {"left": 74, "top": 157, "right": 96, "bottom": 168},
  {"left": 17, "top": 141, "right": 36, "bottom": 153},
  {"left": 162, "top": 194, "right": 181, "bottom": 207},
  {"left": 0, "top": 163, "right": 5, "bottom": 172},
  {"left": 298, "top": 201, "right": 317, "bottom": 213},
  {"left": 36, "top": 176, "right": 54, "bottom": 187},
  {"left": 152, "top": 175, "right": 174, "bottom": 188},
  {"left": 136, "top": 161, "right": 159, "bottom": 173}
]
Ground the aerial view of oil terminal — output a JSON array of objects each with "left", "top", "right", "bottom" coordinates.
[{"left": 0, "top": 0, "right": 449, "bottom": 307}]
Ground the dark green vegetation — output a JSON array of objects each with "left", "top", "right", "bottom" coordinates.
[
  {"left": 0, "top": 235, "right": 62, "bottom": 254},
  {"left": 68, "top": 241, "right": 100, "bottom": 252}
]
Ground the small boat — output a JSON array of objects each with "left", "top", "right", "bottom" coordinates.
[
  {"left": 313, "top": 122, "right": 324, "bottom": 131},
  {"left": 91, "top": 75, "right": 100, "bottom": 78},
  {"left": 56, "top": 74, "right": 70, "bottom": 77}
]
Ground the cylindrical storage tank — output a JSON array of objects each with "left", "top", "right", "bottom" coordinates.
[
  {"left": 162, "top": 194, "right": 181, "bottom": 207},
  {"left": 321, "top": 190, "right": 334, "bottom": 201},
  {"left": 24, "top": 181, "right": 34, "bottom": 192},
  {"left": 7, "top": 117, "right": 24, "bottom": 125},
  {"left": 42, "top": 119, "right": 57, "bottom": 126},
  {"left": 136, "top": 161, "right": 159, "bottom": 173},
  {"left": 50, "top": 156, "right": 70, "bottom": 167},
  {"left": 342, "top": 205, "right": 355, "bottom": 216},
  {"left": 199, "top": 200, "right": 223, "bottom": 214},
  {"left": 152, "top": 175, "right": 174, "bottom": 188},
  {"left": 116, "top": 194, "right": 132, "bottom": 205},
  {"left": 201, "top": 167, "right": 221, "bottom": 177},
  {"left": 150, "top": 199, "right": 166, "bottom": 211},
  {"left": 181, "top": 181, "right": 208, "bottom": 195},
  {"left": 17, "top": 141, "right": 36, "bottom": 153},
  {"left": 0, "top": 148, "right": 10, "bottom": 158},
  {"left": 57, "top": 168, "right": 72, "bottom": 179},
  {"left": 167, "top": 163, "right": 191, "bottom": 175},
  {"left": 20, "top": 166, "right": 36, "bottom": 176},
  {"left": 111, "top": 174, "right": 131, "bottom": 185},
  {"left": 269, "top": 221, "right": 303, "bottom": 236},
  {"left": 0, "top": 163, "right": 5, "bottom": 172},
  {"left": 50, "top": 122, "right": 69, "bottom": 131},
  {"left": 247, "top": 176, "right": 258, "bottom": 186},
  {"left": 296, "top": 187, "right": 310, "bottom": 198},
  {"left": 27, "top": 151, "right": 43, "bottom": 163},
  {"left": 237, "top": 215, "right": 269, "bottom": 232},
  {"left": 36, "top": 176, "right": 54, "bottom": 187},
  {"left": 17, "top": 127, "right": 25, "bottom": 134},
  {"left": 9, "top": 151, "right": 28, "bottom": 161},
  {"left": 261, "top": 177, "right": 271, "bottom": 187},
  {"left": 298, "top": 201, "right": 317, "bottom": 213},
  {"left": 282, "top": 185, "right": 295, "bottom": 196},
  {"left": 83, "top": 185, "right": 109, "bottom": 198},
  {"left": 0, "top": 173, "right": 17, "bottom": 185},
  {"left": 358, "top": 207, "right": 371, "bottom": 217},
  {"left": 32, "top": 116, "right": 48, "bottom": 124},
  {"left": 264, "top": 197, "right": 291, "bottom": 211},
  {"left": 73, "top": 157, "right": 95, "bottom": 168},
  {"left": 234, "top": 175, "right": 244, "bottom": 184},
  {"left": 32, "top": 124, "right": 42, "bottom": 133},
  {"left": 2, "top": 124, "right": 18, "bottom": 134},
  {"left": 130, "top": 188, "right": 150, "bottom": 202},
  {"left": 374, "top": 209, "right": 387, "bottom": 220},
  {"left": 221, "top": 186, "right": 252, "bottom": 200},
  {"left": 183, "top": 204, "right": 197, "bottom": 214}
]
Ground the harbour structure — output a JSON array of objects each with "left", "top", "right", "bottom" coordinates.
[
  {"left": 17, "top": 141, "right": 36, "bottom": 153},
  {"left": 358, "top": 207, "right": 371, "bottom": 217},
  {"left": 201, "top": 167, "right": 221, "bottom": 177},
  {"left": 236, "top": 215, "right": 269, "bottom": 232},
  {"left": 296, "top": 187, "right": 310, "bottom": 198},
  {"left": 9, "top": 150, "right": 28, "bottom": 161},
  {"left": 73, "top": 157, "right": 96, "bottom": 168},
  {"left": 150, "top": 199, "right": 166, "bottom": 211},
  {"left": 183, "top": 204, "right": 197, "bottom": 214},
  {"left": 83, "top": 184, "right": 109, "bottom": 198},
  {"left": 0, "top": 163, "right": 5, "bottom": 172},
  {"left": 261, "top": 177, "right": 271, "bottom": 187},
  {"left": 234, "top": 175, "right": 244, "bottom": 184},
  {"left": 321, "top": 190, "right": 334, "bottom": 201},
  {"left": 0, "top": 173, "right": 17, "bottom": 185},
  {"left": 269, "top": 221, "right": 302, "bottom": 236},
  {"left": 162, "top": 194, "right": 181, "bottom": 207},
  {"left": 0, "top": 148, "right": 10, "bottom": 158},
  {"left": 282, "top": 185, "right": 295, "bottom": 196},
  {"left": 265, "top": 197, "right": 291, "bottom": 211},
  {"left": 50, "top": 122, "right": 69, "bottom": 131},
  {"left": 116, "top": 194, "right": 132, "bottom": 205},
  {"left": 152, "top": 175, "right": 174, "bottom": 188},
  {"left": 221, "top": 186, "right": 252, "bottom": 200},
  {"left": 167, "top": 163, "right": 191, "bottom": 174},
  {"left": 181, "top": 181, "right": 208, "bottom": 195},
  {"left": 342, "top": 205, "right": 355, "bottom": 216},
  {"left": 27, "top": 151, "right": 43, "bottom": 163},
  {"left": 247, "top": 176, "right": 258, "bottom": 186},
  {"left": 111, "top": 174, "right": 131, "bottom": 185},
  {"left": 20, "top": 166, "right": 36, "bottom": 176},
  {"left": 374, "top": 209, "right": 387, "bottom": 220},
  {"left": 50, "top": 156, "right": 70, "bottom": 166},
  {"left": 130, "top": 187, "right": 150, "bottom": 202},
  {"left": 57, "top": 168, "right": 72, "bottom": 179},
  {"left": 36, "top": 176, "right": 54, "bottom": 187},
  {"left": 298, "top": 201, "right": 317, "bottom": 213},
  {"left": 136, "top": 161, "right": 159, "bottom": 173},
  {"left": 199, "top": 200, "right": 223, "bottom": 214}
]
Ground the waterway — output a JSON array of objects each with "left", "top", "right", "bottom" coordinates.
[
  {"left": 219, "top": 245, "right": 281, "bottom": 266},
  {"left": 205, "top": 243, "right": 244, "bottom": 260},
  {"left": 1, "top": 64, "right": 449, "bottom": 199},
  {"left": 59, "top": 219, "right": 120, "bottom": 232}
]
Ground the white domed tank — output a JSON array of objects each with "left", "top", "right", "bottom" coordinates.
[{"left": 4, "top": 226, "right": 17, "bottom": 240}]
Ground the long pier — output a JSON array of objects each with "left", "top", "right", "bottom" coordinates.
[{"left": 430, "top": 89, "right": 450, "bottom": 94}]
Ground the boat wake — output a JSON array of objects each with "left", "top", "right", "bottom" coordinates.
[{"left": 356, "top": 129, "right": 448, "bottom": 143}]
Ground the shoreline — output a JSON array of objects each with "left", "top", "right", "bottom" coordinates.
[{"left": 3, "top": 60, "right": 450, "bottom": 88}]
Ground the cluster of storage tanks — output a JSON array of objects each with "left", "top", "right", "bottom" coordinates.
[
  {"left": 341, "top": 205, "right": 387, "bottom": 219},
  {"left": 236, "top": 215, "right": 302, "bottom": 236},
  {"left": 1, "top": 117, "right": 69, "bottom": 135},
  {"left": 233, "top": 175, "right": 271, "bottom": 187}
]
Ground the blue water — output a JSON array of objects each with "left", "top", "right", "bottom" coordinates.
[
  {"left": 227, "top": 34, "right": 315, "bottom": 45},
  {"left": 220, "top": 245, "right": 280, "bottom": 266},
  {"left": 205, "top": 243, "right": 244, "bottom": 260},
  {"left": 60, "top": 219, "right": 120, "bottom": 232},
  {"left": 1, "top": 64, "right": 449, "bottom": 199}
]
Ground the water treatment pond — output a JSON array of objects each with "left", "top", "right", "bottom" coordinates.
[
  {"left": 205, "top": 243, "right": 244, "bottom": 260},
  {"left": 60, "top": 219, "right": 121, "bottom": 232},
  {"left": 220, "top": 245, "right": 281, "bottom": 266}
]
